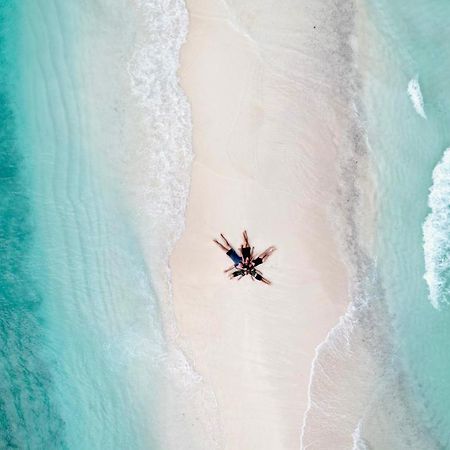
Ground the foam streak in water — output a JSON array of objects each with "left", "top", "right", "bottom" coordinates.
[
  {"left": 423, "top": 148, "right": 450, "bottom": 309},
  {"left": 407, "top": 76, "right": 427, "bottom": 119},
  {"left": 351, "top": 419, "right": 369, "bottom": 450}
]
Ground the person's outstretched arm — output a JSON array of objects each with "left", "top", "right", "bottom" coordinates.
[
  {"left": 220, "top": 233, "right": 232, "bottom": 248},
  {"left": 224, "top": 264, "right": 236, "bottom": 273},
  {"left": 213, "top": 239, "right": 228, "bottom": 252}
]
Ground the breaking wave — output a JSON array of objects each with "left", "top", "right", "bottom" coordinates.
[{"left": 423, "top": 148, "right": 450, "bottom": 309}]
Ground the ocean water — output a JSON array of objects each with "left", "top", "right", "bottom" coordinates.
[
  {"left": 302, "top": 1, "right": 450, "bottom": 448},
  {"left": 363, "top": 0, "right": 450, "bottom": 447},
  {"left": 0, "top": 0, "right": 211, "bottom": 448}
]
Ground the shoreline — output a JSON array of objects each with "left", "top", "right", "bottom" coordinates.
[
  {"left": 171, "top": 0, "right": 357, "bottom": 447},
  {"left": 300, "top": 2, "right": 441, "bottom": 448}
]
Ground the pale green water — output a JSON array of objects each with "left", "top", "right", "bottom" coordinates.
[{"left": 365, "top": 0, "right": 450, "bottom": 446}]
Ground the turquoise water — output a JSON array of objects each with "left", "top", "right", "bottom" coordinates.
[
  {"left": 0, "top": 4, "right": 66, "bottom": 447},
  {"left": 0, "top": 1, "right": 176, "bottom": 448},
  {"left": 365, "top": 0, "right": 450, "bottom": 446}
]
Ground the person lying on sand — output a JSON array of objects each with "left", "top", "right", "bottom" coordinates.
[
  {"left": 224, "top": 263, "right": 242, "bottom": 273},
  {"left": 252, "top": 246, "right": 276, "bottom": 267},
  {"left": 240, "top": 230, "right": 254, "bottom": 262},
  {"left": 229, "top": 266, "right": 270, "bottom": 284},
  {"left": 249, "top": 268, "right": 271, "bottom": 285},
  {"left": 214, "top": 231, "right": 274, "bottom": 285},
  {"left": 213, "top": 233, "right": 242, "bottom": 267},
  {"left": 229, "top": 269, "right": 247, "bottom": 280},
  {"left": 223, "top": 230, "right": 255, "bottom": 272}
]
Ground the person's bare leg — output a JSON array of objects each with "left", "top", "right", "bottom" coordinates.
[
  {"left": 213, "top": 239, "right": 229, "bottom": 252},
  {"left": 256, "top": 247, "right": 271, "bottom": 259},
  {"left": 263, "top": 247, "right": 276, "bottom": 261},
  {"left": 257, "top": 247, "right": 269, "bottom": 258},
  {"left": 258, "top": 246, "right": 277, "bottom": 260}
]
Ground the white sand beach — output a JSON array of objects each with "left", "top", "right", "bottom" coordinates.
[{"left": 171, "top": 0, "right": 354, "bottom": 447}]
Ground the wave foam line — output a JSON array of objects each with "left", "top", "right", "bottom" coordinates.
[
  {"left": 126, "top": 1, "right": 222, "bottom": 447},
  {"left": 351, "top": 419, "right": 369, "bottom": 450},
  {"left": 407, "top": 76, "right": 427, "bottom": 119},
  {"left": 300, "top": 307, "right": 353, "bottom": 449},
  {"left": 423, "top": 147, "right": 450, "bottom": 309}
]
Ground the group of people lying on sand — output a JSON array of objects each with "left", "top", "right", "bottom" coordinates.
[{"left": 213, "top": 231, "right": 276, "bottom": 285}]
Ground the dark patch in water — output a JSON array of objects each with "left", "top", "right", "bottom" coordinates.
[{"left": 0, "top": 2, "right": 66, "bottom": 448}]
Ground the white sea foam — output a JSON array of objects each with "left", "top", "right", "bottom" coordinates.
[
  {"left": 126, "top": 1, "right": 222, "bottom": 447},
  {"left": 351, "top": 419, "right": 369, "bottom": 450},
  {"left": 300, "top": 296, "right": 378, "bottom": 449},
  {"left": 128, "top": 0, "right": 193, "bottom": 244},
  {"left": 423, "top": 148, "right": 450, "bottom": 309},
  {"left": 407, "top": 76, "right": 427, "bottom": 119},
  {"left": 127, "top": 0, "right": 194, "bottom": 347}
]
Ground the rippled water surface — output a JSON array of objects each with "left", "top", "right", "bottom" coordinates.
[
  {"left": 0, "top": 1, "right": 193, "bottom": 448},
  {"left": 365, "top": 0, "right": 450, "bottom": 446}
]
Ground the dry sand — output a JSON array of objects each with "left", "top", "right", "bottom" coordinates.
[{"left": 171, "top": 0, "right": 352, "bottom": 447}]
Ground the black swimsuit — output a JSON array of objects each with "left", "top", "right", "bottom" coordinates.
[
  {"left": 253, "top": 257, "right": 263, "bottom": 267},
  {"left": 231, "top": 270, "right": 245, "bottom": 278},
  {"left": 241, "top": 246, "right": 251, "bottom": 260}
]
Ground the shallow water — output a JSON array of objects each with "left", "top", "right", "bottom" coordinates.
[
  {"left": 0, "top": 0, "right": 201, "bottom": 448},
  {"left": 361, "top": 0, "right": 450, "bottom": 446},
  {"left": 302, "top": 1, "right": 450, "bottom": 448}
]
